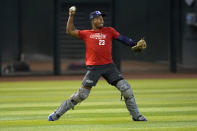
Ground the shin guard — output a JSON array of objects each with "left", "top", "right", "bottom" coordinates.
[
  {"left": 52, "top": 87, "right": 90, "bottom": 120},
  {"left": 116, "top": 80, "right": 140, "bottom": 119}
]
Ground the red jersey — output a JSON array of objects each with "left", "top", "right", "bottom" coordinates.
[{"left": 78, "top": 27, "right": 120, "bottom": 66}]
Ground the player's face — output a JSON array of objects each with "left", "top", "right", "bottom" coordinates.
[{"left": 92, "top": 16, "right": 104, "bottom": 29}]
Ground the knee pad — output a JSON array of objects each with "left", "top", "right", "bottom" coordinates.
[
  {"left": 116, "top": 80, "right": 134, "bottom": 99},
  {"left": 70, "top": 87, "right": 90, "bottom": 105},
  {"left": 122, "top": 87, "right": 134, "bottom": 99}
]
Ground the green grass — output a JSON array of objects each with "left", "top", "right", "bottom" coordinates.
[{"left": 0, "top": 78, "right": 197, "bottom": 131}]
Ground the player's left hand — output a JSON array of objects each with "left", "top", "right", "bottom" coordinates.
[{"left": 131, "top": 38, "right": 146, "bottom": 53}]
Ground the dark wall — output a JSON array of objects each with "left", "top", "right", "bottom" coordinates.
[
  {"left": 182, "top": 0, "right": 197, "bottom": 67},
  {"left": 114, "top": 0, "right": 170, "bottom": 62},
  {"left": 1, "top": 0, "right": 197, "bottom": 68},
  {"left": 1, "top": 0, "right": 19, "bottom": 61},
  {"left": 0, "top": 0, "right": 54, "bottom": 61},
  {"left": 20, "top": 0, "right": 54, "bottom": 55}
]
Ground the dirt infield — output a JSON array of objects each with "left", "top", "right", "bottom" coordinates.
[{"left": 0, "top": 72, "right": 196, "bottom": 82}]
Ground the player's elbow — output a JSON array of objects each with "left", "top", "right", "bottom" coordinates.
[
  {"left": 66, "top": 28, "right": 74, "bottom": 35},
  {"left": 66, "top": 30, "right": 69, "bottom": 35},
  {"left": 66, "top": 27, "right": 69, "bottom": 34},
  {"left": 66, "top": 29, "right": 72, "bottom": 35},
  {"left": 66, "top": 29, "right": 78, "bottom": 38}
]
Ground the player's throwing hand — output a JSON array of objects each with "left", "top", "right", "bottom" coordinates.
[{"left": 69, "top": 6, "right": 76, "bottom": 16}]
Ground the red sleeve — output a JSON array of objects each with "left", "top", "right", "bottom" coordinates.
[
  {"left": 109, "top": 27, "right": 120, "bottom": 39},
  {"left": 78, "top": 30, "right": 86, "bottom": 39}
]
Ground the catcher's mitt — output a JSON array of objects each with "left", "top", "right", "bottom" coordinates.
[{"left": 131, "top": 39, "right": 147, "bottom": 53}]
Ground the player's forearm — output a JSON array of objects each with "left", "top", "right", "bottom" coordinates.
[
  {"left": 117, "top": 34, "right": 137, "bottom": 47},
  {"left": 66, "top": 15, "right": 76, "bottom": 34}
]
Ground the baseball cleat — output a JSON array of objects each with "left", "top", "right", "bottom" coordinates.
[
  {"left": 132, "top": 115, "right": 147, "bottom": 121},
  {"left": 48, "top": 113, "right": 55, "bottom": 121}
]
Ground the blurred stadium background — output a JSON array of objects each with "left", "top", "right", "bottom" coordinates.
[{"left": 1, "top": 0, "right": 197, "bottom": 76}]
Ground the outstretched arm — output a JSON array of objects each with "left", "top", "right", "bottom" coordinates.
[
  {"left": 117, "top": 34, "right": 146, "bottom": 53},
  {"left": 66, "top": 6, "right": 79, "bottom": 38},
  {"left": 117, "top": 34, "right": 137, "bottom": 47}
]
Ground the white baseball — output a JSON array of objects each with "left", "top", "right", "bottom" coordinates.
[{"left": 70, "top": 6, "right": 76, "bottom": 12}]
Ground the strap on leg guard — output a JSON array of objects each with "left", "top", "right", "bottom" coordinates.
[
  {"left": 115, "top": 79, "right": 140, "bottom": 118},
  {"left": 70, "top": 87, "right": 90, "bottom": 106}
]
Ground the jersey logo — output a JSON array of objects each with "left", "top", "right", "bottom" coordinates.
[{"left": 90, "top": 33, "right": 106, "bottom": 40}]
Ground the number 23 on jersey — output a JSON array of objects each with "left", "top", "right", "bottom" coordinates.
[{"left": 99, "top": 40, "right": 105, "bottom": 45}]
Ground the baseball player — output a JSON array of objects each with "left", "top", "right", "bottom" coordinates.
[{"left": 48, "top": 6, "right": 147, "bottom": 121}]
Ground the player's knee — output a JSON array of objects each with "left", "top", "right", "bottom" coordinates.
[
  {"left": 116, "top": 79, "right": 131, "bottom": 91},
  {"left": 116, "top": 79, "right": 134, "bottom": 99},
  {"left": 122, "top": 87, "right": 134, "bottom": 99},
  {"left": 70, "top": 87, "right": 90, "bottom": 105},
  {"left": 78, "top": 87, "right": 90, "bottom": 100}
]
